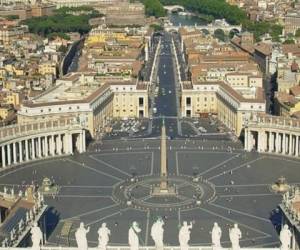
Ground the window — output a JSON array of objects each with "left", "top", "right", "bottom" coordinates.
[
  {"left": 48, "top": 109, "right": 51, "bottom": 112},
  {"left": 139, "top": 97, "right": 144, "bottom": 106},
  {"left": 186, "top": 97, "right": 191, "bottom": 106},
  {"left": 40, "top": 109, "right": 43, "bottom": 113},
  {"left": 59, "top": 108, "right": 61, "bottom": 111}
]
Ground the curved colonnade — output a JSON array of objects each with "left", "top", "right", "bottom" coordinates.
[
  {"left": 244, "top": 114, "right": 300, "bottom": 158},
  {"left": 0, "top": 119, "right": 86, "bottom": 168}
]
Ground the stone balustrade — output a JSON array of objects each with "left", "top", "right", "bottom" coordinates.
[
  {"left": 0, "top": 247, "right": 281, "bottom": 250},
  {"left": 0, "top": 119, "right": 86, "bottom": 168}
]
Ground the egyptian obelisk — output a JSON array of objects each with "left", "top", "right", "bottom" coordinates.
[
  {"left": 152, "top": 118, "right": 176, "bottom": 196},
  {"left": 160, "top": 119, "right": 168, "bottom": 190}
]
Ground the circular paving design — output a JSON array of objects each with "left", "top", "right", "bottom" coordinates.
[
  {"left": 112, "top": 174, "right": 216, "bottom": 211},
  {"left": 1, "top": 138, "right": 300, "bottom": 247}
]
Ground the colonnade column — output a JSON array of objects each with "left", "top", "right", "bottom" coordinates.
[
  {"left": 244, "top": 128, "right": 249, "bottom": 151},
  {"left": 82, "top": 130, "right": 86, "bottom": 153},
  {"left": 296, "top": 136, "right": 299, "bottom": 157},
  {"left": 44, "top": 136, "right": 48, "bottom": 157},
  {"left": 1, "top": 146, "right": 6, "bottom": 168},
  {"left": 69, "top": 133, "right": 73, "bottom": 155},
  {"left": 7, "top": 144, "right": 11, "bottom": 166},
  {"left": 50, "top": 135, "right": 55, "bottom": 156},
  {"left": 56, "top": 135, "right": 62, "bottom": 155},
  {"left": 276, "top": 132, "right": 280, "bottom": 153},
  {"left": 282, "top": 134, "right": 286, "bottom": 155},
  {"left": 19, "top": 141, "right": 23, "bottom": 163},
  {"left": 38, "top": 137, "right": 42, "bottom": 158},
  {"left": 13, "top": 143, "right": 17, "bottom": 165},
  {"left": 268, "top": 132, "right": 272, "bottom": 152},
  {"left": 31, "top": 138, "right": 35, "bottom": 160},
  {"left": 25, "top": 140, "right": 29, "bottom": 161},
  {"left": 289, "top": 134, "right": 293, "bottom": 156}
]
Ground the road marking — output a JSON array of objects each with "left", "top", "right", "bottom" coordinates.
[
  {"left": 60, "top": 185, "right": 113, "bottom": 188},
  {"left": 0, "top": 159, "right": 61, "bottom": 179},
  {"left": 266, "top": 155, "right": 300, "bottom": 165},
  {"left": 89, "top": 155, "right": 131, "bottom": 177},
  {"left": 86, "top": 208, "right": 129, "bottom": 227},
  {"left": 151, "top": 152, "right": 154, "bottom": 175},
  {"left": 56, "top": 195, "right": 111, "bottom": 198},
  {"left": 216, "top": 183, "right": 270, "bottom": 188},
  {"left": 218, "top": 193, "right": 278, "bottom": 197},
  {"left": 251, "top": 240, "right": 280, "bottom": 247},
  {"left": 145, "top": 210, "right": 150, "bottom": 245},
  {"left": 209, "top": 203, "right": 270, "bottom": 222},
  {"left": 198, "top": 206, "right": 271, "bottom": 237},
  {"left": 95, "top": 151, "right": 152, "bottom": 156},
  {"left": 176, "top": 151, "right": 179, "bottom": 175},
  {"left": 208, "top": 157, "right": 266, "bottom": 181},
  {"left": 67, "top": 159, "right": 122, "bottom": 181},
  {"left": 190, "top": 235, "right": 271, "bottom": 246},
  {"left": 61, "top": 203, "right": 119, "bottom": 222},
  {"left": 199, "top": 154, "right": 239, "bottom": 176}
]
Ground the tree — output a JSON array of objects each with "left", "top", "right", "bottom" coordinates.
[
  {"left": 283, "top": 39, "right": 295, "bottom": 44},
  {"left": 142, "top": 0, "right": 166, "bottom": 17},
  {"left": 6, "top": 15, "right": 19, "bottom": 20},
  {"left": 150, "top": 24, "right": 163, "bottom": 32}
]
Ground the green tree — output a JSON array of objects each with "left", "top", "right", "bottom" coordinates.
[
  {"left": 142, "top": 0, "right": 166, "bottom": 17},
  {"left": 283, "top": 39, "right": 295, "bottom": 44},
  {"left": 6, "top": 15, "right": 19, "bottom": 20},
  {"left": 150, "top": 23, "right": 163, "bottom": 32}
]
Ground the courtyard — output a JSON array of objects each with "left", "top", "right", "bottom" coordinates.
[{"left": 0, "top": 138, "right": 298, "bottom": 248}]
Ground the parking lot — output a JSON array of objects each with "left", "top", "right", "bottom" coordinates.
[{"left": 102, "top": 118, "right": 150, "bottom": 139}]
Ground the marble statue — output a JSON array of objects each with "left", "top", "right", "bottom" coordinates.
[
  {"left": 75, "top": 222, "right": 90, "bottom": 250},
  {"left": 179, "top": 221, "right": 193, "bottom": 250},
  {"left": 98, "top": 222, "right": 111, "bottom": 250},
  {"left": 128, "top": 221, "right": 141, "bottom": 250},
  {"left": 31, "top": 222, "right": 43, "bottom": 250},
  {"left": 151, "top": 217, "right": 164, "bottom": 250},
  {"left": 229, "top": 224, "right": 241, "bottom": 250},
  {"left": 280, "top": 224, "right": 291, "bottom": 250},
  {"left": 212, "top": 222, "right": 222, "bottom": 250}
]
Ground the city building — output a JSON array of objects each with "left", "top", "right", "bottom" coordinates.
[
  {"left": 17, "top": 72, "right": 149, "bottom": 137},
  {"left": 284, "top": 10, "right": 300, "bottom": 35},
  {"left": 181, "top": 81, "right": 265, "bottom": 136},
  {"left": 104, "top": 2, "right": 145, "bottom": 26}
]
